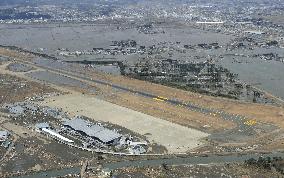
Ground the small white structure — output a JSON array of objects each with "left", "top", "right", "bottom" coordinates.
[
  {"left": 196, "top": 21, "right": 224, "bottom": 24},
  {"left": 0, "top": 131, "right": 9, "bottom": 142},
  {"left": 35, "top": 123, "right": 50, "bottom": 130},
  {"left": 42, "top": 128, "right": 74, "bottom": 143},
  {"left": 129, "top": 141, "right": 148, "bottom": 146},
  {"left": 244, "top": 30, "right": 265, "bottom": 35},
  {"left": 101, "top": 168, "right": 112, "bottom": 176}
]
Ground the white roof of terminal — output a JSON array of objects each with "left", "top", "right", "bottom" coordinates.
[
  {"left": 42, "top": 128, "right": 74, "bottom": 143},
  {"left": 64, "top": 118, "right": 121, "bottom": 143}
]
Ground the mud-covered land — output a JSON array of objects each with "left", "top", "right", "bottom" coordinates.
[
  {"left": 0, "top": 74, "right": 55, "bottom": 104},
  {"left": 0, "top": 61, "right": 167, "bottom": 177},
  {"left": 1, "top": 137, "right": 90, "bottom": 174},
  {"left": 0, "top": 75, "right": 66, "bottom": 176},
  {"left": 111, "top": 161, "right": 284, "bottom": 178},
  {"left": 0, "top": 67, "right": 92, "bottom": 176},
  {"left": 0, "top": 45, "right": 283, "bottom": 177},
  {"left": 0, "top": 86, "right": 85, "bottom": 176},
  {"left": 1, "top": 48, "right": 284, "bottom": 153}
]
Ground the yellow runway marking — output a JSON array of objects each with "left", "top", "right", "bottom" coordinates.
[
  {"left": 153, "top": 98, "right": 165, "bottom": 102},
  {"left": 153, "top": 96, "right": 168, "bottom": 102},
  {"left": 244, "top": 119, "right": 257, "bottom": 126},
  {"left": 157, "top": 96, "right": 168, "bottom": 100}
]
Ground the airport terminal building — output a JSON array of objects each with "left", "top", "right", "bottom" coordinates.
[{"left": 63, "top": 118, "right": 121, "bottom": 144}]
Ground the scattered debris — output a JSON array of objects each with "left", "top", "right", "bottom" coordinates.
[{"left": 129, "top": 145, "right": 146, "bottom": 155}]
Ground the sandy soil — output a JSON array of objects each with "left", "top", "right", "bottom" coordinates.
[{"left": 40, "top": 92, "right": 209, "bottom": 153}]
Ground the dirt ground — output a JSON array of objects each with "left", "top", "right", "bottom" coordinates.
[
  {"left": 0, "top": 73, "right": 56, "bottom": 104},
  {"left": 1, "top": 47, "right": 284, "bottom": 153},
  {"left": 0, "top": 51, "right": 235, "bottom": 132},
  {"left": 110, "top": 163, "right": 284, "bottom": 178},
  {"left": 96, "top": 84, "right": 235, "bottom": 132},
  {"left": 0, "top": 136, "right": 92, "bottom": 177},
  {"left": 0, "top": 48, "right": 33, "bottom": 61},
  {"left": 1, "top": 44, "right": 279, "bottom": 130},
  {"left": 2, "top": 47, "right": 284, "bottom": 130},
  {"left": 87, "top": 70, "right": 284, "bottom": 128}
]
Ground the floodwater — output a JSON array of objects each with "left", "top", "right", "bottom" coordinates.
[
  {"left": 92, "top": 65, "right": 121, "bottom": 75},
  {"left": 218, "top": 55, "right": 284, "bottom": 99},
  {"left": 104, "top": 152, "right": 284, "bottom": 171},
  {"left": 0, "top": 23, "right": 283, "bottom": 100},
  {"left": 0, "top": 23, "right": 234, "bottom": 61},
  {"left": 10, "top": 167, "right": 80, "bottom": 178},
  {"left": 26, "top": 70, "right": 96, "bottom": 93},
  {"left": 11, "top": 152, "right": 284, "bottom": 177}
]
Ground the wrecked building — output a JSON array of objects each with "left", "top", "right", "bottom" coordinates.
[{"left": 63, "top": 118, "right": 122, "bottom": 144}]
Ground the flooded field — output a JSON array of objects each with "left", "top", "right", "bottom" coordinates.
[
  {"left": 0, "top": 23, "right": 234, "bottom": 61},
  {"left": 1, "top": 23, "right": 282, "bottom": 102},
  {"left": 26, "top": 70, "right": 97, "bottom": 93}
]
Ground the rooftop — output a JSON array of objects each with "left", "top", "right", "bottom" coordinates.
[
  {"left": 64, "top": 118, "right": 121, "bottom": 143},
  {"left": 35, "top": 122, "right": 50, "bottom": 129}
]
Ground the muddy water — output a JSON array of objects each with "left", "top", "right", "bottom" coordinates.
[
  {"left": 10, "top": 167, "right": 80, "bottom": 178},
  {"left": 11, "top": 152, "right": 284, "bottom": 177},
  {"left": 219, "top": 55, "right": 284, "bottom": 99},
  {"left": 103, "top": 152, "right": 284, "bottom": 171}
]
